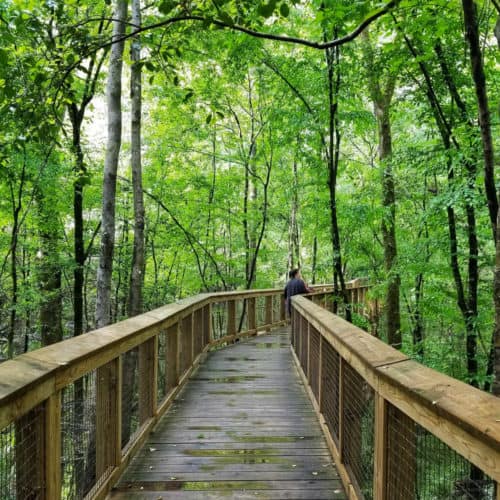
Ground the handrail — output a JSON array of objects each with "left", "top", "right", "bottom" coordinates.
[
  {"left": 0, "top": 284, "right": 337, "bottom": 500},
  {"left": 291, "top": 295, "right": 500, "bottom": 500}
]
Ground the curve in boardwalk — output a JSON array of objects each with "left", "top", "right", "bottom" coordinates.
[{"left": 110, "top": 327, "right": 346, "bottom": 499}]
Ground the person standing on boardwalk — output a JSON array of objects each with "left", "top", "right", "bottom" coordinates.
[{"left": 284, "top": 268, "right": 312, "bottom": 316}]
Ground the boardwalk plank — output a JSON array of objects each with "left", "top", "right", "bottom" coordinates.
[{"left": 112, "top": 327, "right": 346, "bottom": 498}]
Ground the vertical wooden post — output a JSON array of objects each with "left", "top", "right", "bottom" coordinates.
[
  {"left": 203, "top": 303, "right": 212, "bottom": 345},
  {"left": 338, "top": 358, "right": 345, "bottom": 463},
  {"left": 44, "top": 393, "right": 61, "bottom": 500},
  {"left": 248, "top": 298, "right": 256, "bottom": 332},
  {"left": 306, "top": 320, "right": 311, "bottom": 379},
  {"left": 265, "top": 295, "right": 273, "bottom": 329},
  {"left": 317, "top": 334, "right": 323, "bottom": 409},
  {"left": 139, "top": 336, "right": 158, "bottom": 424},
  {"left": 96, "top": 356, "right": 122, "bottom": 476},
  {"left": 181, "top": 313, "right": 194, "bottom": 370},
  {"left": 280, "top": 294, "right": 286, "bottom": 321},
  {"left": 227, "top": 300, "right": 236, "bottom": 337},
  {"left": 166, "top": 322, "right": 179, "bottom": 390},
  {"left": 374, "top": 394, "right": 388, "bottom": 500}
]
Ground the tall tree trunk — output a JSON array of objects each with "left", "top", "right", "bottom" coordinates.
[
  {"left": 95, "top": 0, "right": 128, "bottom": 329},
  {"left": 461, "top": 0, "right": 500, "bottom": 395},
  {"left": 325, "top": 43, "right": 351, "bottom": 322},
  {"left": 128, "top": 0, "right": 144, "bottom": 317},
  {"left": 377, "top": 99, "right": 401, "bottom": 348},
  {"left": 122, "top": 0, "right": 143, "bottom": 448},
  {"left": 288, "top": 156, "right": 300, "bottom": 270},
  {"left": 70, "top": 109, "right": 86, "bottom": 337}
]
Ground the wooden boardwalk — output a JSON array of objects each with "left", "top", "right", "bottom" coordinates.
[{"left": 109, "top": 327, "right": 346, "bottom": 499}]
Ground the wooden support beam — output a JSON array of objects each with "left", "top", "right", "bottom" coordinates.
[
  {"left": 44, "top": 393, "right": 61, "bottom": 500},
  {"left": 247, "top": 298, "right": 256, "bottom": 331},
  {"left": 227, "top": 300, "right": 236, "bottom": 338},
  {"left": 306, "top": 320, "right": 311, "bottom": 380},
  {"left": 96, "top": 357, "right": 122, "bottom": 477},
  {"left": 203, "top": 303, "right": 212, "bottom": 345},
  {"left": 139, "top": 336, "right": 157, "bottom": 424},
  {"left": 338, "top": 358, "right": 345, "bottom": 463},
  {"left": 166, "top": 323, "right": 179, "bottom": 390}
]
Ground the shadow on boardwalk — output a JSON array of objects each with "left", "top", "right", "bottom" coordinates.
[{"left": 109, "top": 327, "right": 346, "bottom": 499}]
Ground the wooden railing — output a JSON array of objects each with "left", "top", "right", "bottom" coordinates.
[
  {"left": 291, "top": 295, "right": 500, "bottom": 500},
  {"left": 0, "top": 284, "right": 335, "bottom": 500}
]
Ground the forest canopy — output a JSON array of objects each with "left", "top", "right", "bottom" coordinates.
[{"left": 0, "top": 0, "right": 499, "bottom": 393}]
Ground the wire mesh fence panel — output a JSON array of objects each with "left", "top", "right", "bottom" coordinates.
[
  {"left": 211, "top": 302, "right": 227, "bottom": 340},
  {"left": 120, "top": 349, "right": 139, "bottom": 451},
  {"left": 321, "top": 339, "right": 340, "bottom": 444},
  {"left": 309, "top": 325, "right": 321, "bottom": 401},
  {"left": 272, "top": 294, "right": 281, "bottom": 322},
  {"left": 157, "top": 328, "right": 167, "bottom": 404},
  {"left": 236, "top": 299, "right": 248, "bottom": 333},
  {"left": 256, "top": 296, "right": 266, "bottom": 327},
  {"left": 386, "top": 404, "right": 496, "bottom": 500},
  {"left": 0, "top": 405, "right": 45, "bottom": 499},
  {"left": 61, "top": 371, "right": 97, "bottom": 500},
  {"left": 342, "top": 361, "right": 374, "bottom": 500},
  {"left": 0, "top": 421, "right": 16, "bottom": 499}
]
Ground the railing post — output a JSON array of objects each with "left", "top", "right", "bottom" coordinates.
[
  {"left": 280, "top": 294, "right": 286, "bottom": 321},
  {"left": 317, "top": 333, "right": 323, "bottom": 409},
  {"left": 265, "top": 295, "right": 273, "bottom": 329},
  {"left": 374, "top": 394, "right": 388, "bottom": 500},
  {"left": 96, "top": 356, "right": 122, "bottom": 476},
  {"left": 139, "top": 336, "right": 158, "bottom": 423},
  {"left": 338, "top": 357, "right": 345, "bottom": 463},
  {"left": 306, "top": 319, "right": 311, "bottom": 379},
  {"left": 166, "top": 322, "right": 179, "bottom": 390},
  {"left": 227, "top": 300, "right": 236, "bottom": 337},
  {"left": 248, "top": 298, "right": 256, "bottom": 331},
  {"left": 203, "top": 303, "right": 212, "bottom": 345},
  {"left": 44, "top": 392, "right": 61, "bottom": 500}
]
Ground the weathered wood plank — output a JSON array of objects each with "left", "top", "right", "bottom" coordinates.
[{"left": 113, "top": 327, "right": 346, "bottom": 498}]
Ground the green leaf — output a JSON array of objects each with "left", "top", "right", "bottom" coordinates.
[
  {"left": 159, "top": 0, "right": 177, "bottom": 15},
  {"left": 218, "top": 11, "right": 234, "bottom": 26},
  {"left": 279, "top": 3, "right": 290, "bottom": 17},
  {"left": 258, "top": 1, "right": 276, "bottom": 18},
  {"left": 206, "top": 113, "right": 212, "bottom": 124}
]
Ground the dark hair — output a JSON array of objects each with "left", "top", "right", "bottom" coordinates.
[{"left": 289, "top": 268, "right": 300, "bottom": 279}]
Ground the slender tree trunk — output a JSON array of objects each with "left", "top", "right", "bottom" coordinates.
[
  {"left": 461, "top": 0, "right": 497, "bottom": 238},
  {"left": 288, "top": 156, "right": 300, "bottom": 270},
  {"left": 128, "top": 0, "right": 144, "bottom": 318},
  {"left": 95, "top": 0, "right": 127, "bottom": 329},
  {"left": 460, "top": 0, "right": 499, "bottom": 395},
  {"left": 325, "top": 44, "right": 351, "bottom": 322},
  {"left": 377, "top": 100, "right": 401, "bottom": 348},
  {"left": 494, "top": 210, "right": 500, "bottom": 395},
  {"left": 70, "top": 109, "right": 86, "bottom": 337}
]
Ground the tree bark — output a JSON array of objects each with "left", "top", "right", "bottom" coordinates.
[
  {"left": 325, "top": 43, "right": 351, "bottom": 322},
  {"left": 461, "top": 0, "right": 497, "bottom": 239},
  {"left": 95, "top": 0, "right": 128, "bottom": 329},
  {"left": 128, "top": 0, "right": 145, "bottom": 318}
]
